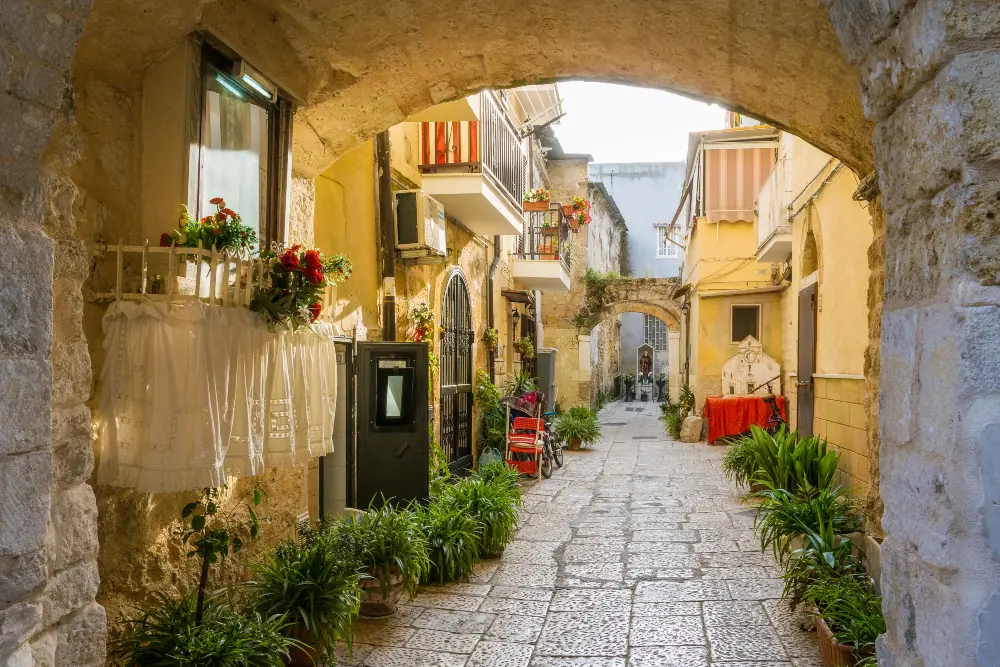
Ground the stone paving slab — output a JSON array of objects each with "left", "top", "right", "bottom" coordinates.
[{"left": 346, "top": 402, "right": 820, "bottom": 666}]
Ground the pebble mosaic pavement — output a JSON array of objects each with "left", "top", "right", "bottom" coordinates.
[{"left": 335, "top": 401, "right": 822, "bottom": 666}]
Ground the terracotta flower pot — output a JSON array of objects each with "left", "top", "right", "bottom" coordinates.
[
  {"left": 359, "top": 570, "right": 405, "bottom": 618},
  {"left": 286, "top": 625, "right": 323, "bottom": 667},
  {"left": 568, "top": 437, "right": 582, "bottom": 451},
  {"left": 568, "top": 217, "right": 581, "bottom": 231},
  {"left": 523, "top": 200, "right": 550, "bottom": 212},
  {"left": 814, "top": 613, "right": 874, "bottom": 667},
  {"left": 562, "top": 204, "right": 574, "bottom": 216}
]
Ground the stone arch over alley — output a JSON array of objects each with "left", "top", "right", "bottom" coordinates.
[{"left": 5, "top": 1, "right": 1000, "bottom": 665}]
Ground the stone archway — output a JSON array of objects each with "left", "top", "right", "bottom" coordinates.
[{"left": 4, "top": 1, "right": 1000, "bottom": 665}]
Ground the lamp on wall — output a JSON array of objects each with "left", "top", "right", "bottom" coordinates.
[{"left": 511, "top": 309, "right": 520, "bottom": 328}]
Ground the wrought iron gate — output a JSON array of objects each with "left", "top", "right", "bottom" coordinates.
[{"left": 440, "top": 272, "right": 473, "bottom": 471}]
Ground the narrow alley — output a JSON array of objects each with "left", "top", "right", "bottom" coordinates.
[{"left": 344, "top": 403, "right": 820, "bottom": 667}]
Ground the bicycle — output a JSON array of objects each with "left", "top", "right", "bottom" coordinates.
[{"left": 542, "top": 410, "right": 564, "bottom": 469}]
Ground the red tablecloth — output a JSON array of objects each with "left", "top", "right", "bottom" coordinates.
[{"left": 703, "top": 396, "right": 787, "bottom": 444}]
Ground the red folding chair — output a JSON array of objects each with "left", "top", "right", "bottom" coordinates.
[{"left": 504, "top": 401, "right": 544, "bottom": 481}]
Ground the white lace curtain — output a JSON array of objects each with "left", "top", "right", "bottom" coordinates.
[{"left": 97, "top": 301, "right": 338, "bottom": 493}]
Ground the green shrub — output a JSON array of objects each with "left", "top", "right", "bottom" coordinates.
[
  {"left": 474, "top": 459, "right": 521, "bottom": 495},
  {"left": 661, "top": 402, "right": 682, "bottom": 438},
  {"left": 555, "top": 410, "right": 602, "bottom": 447},
  {"left": 504, "top": 371, "right": 537, "bottom": 397},
  {"left": 721, "top": 434, "right": 760, "bottom": 488},
  {"left": 417, "top": 499, "right": 481, "bottom": 584},
  {"left": 750, "top": 425, "right": 839, "bottom": 495},
  {"left": 249, "top": 528, "right": 362, "bottom": 658},
  {"left": 781, "top": 518, "right": 866, "bottom": 606},
  {"left": 446, "top": 476, "right": 521, "bottom": 556},
  {"left": 111, "top": 591, "right": 299, "bottom": 667},
  {"left": 803, "top": 573, "right": 884, "bottom": 665},
  {"left": 334, "top": 502, "right": 430, "bottom": 600},
  {"left": 754, "top": 486, "right": 862, "bottom": 562}
]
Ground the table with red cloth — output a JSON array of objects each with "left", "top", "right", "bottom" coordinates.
[{"left": 703, "top": 395, "right": 787, "bottom": 444}]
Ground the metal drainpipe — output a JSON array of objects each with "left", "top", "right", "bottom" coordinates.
[
  {"left": 375, "top": 131, "right": 396, "bottom": 340},
  {"left": 487, "top": 235, "right": 500, "bottom": 382}
]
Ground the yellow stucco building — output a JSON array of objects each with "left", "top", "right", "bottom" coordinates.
[{"left": 678, "top": 120, "right": 874, "bottom": 496}]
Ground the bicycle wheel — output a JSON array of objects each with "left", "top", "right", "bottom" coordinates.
[
  {"left": 541, "top": 445, "right": 553, "bottom": 479},
  {"left": 551, "top": 434, "right": 564, "bottom": 468}
]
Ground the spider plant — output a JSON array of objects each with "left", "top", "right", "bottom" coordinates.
[
  {"left": 505, "top": 370, "right": 538, "bottom": 397},
  {"left": 334, "top": 501, "right": 431, "bottom": 600},
  {"left": 417, "top": 499, "right": 482, "bottom": 584},
  {"left": 751, "top": 425, "right": 840, "bottom": 495},
  {"left": 474, "top": 459, "right": 522, "bottom": 496},
  {"left": 248, "top": 527, "right": 363, "bottom": 659},
  {"left": 781, "top": 517, "right": 866, "bottom": 607},
  {"left": 111, "top": 591, "right": 300, "bottom": 667},
  {"left": 754, "top": 486, "right": 863, "bottom": 562},
  {"left": 555, "top": 411, "right": 602, "bottom": 447},
  {"left": 803, "top": 573, "right": 884, "bottom": 666},
  {"left": 721, "top": 433, "right": 760, "bottom": 488},
  {"left": 446, "top": 476, "right": 522, "bottom": 556},
  {"left": 567, "top": 405, "right": 596, "bottom": 420}
]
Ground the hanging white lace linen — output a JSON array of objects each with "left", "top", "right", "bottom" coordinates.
[{"left": 98, "top": 300, "right": 337, "bottom": 492}]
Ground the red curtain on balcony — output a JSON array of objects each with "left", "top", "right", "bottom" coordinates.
[
  {"left": 704, "top": 147, "right": 775, "bottom": 224},
  {"left": 420, "top": 121, "right": 479, "bottom": 166}
]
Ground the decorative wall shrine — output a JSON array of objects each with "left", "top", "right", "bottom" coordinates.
[{"left": 721, "top": 336, "right": 781, "bottom": 396}]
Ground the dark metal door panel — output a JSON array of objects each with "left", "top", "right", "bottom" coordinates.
[
  {"left": 796, "top": 283, "right": 818, "bottom": 438},
  {"left": 440, "top": 273, "right": 473, "bottom": 471},
  {"left": 355, "top": 342, "right": 429, "bottom": 508}
]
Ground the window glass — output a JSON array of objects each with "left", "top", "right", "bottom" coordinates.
[
  {"left": 644, "top": 315, "right": 668, "bottom": 351},
  {"left": 385, "top": 375, "right": 404, "bottom": 418},
  {"left": 656, "top": 226, "right": 678, "bottom": 258},
  {"left": 731, "top": 305, "right": 760, "bottom": 342},
  {"left": 200, "top": 67, "right": 270, "bottom": 240}
]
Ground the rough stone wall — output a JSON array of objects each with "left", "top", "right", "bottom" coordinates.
[
  {"left": 864, "top": 194, "right": 885, "bottom": 538},
  {"left": 0, "top": 0, "right": 108, "bottom": 665},
  {"left": 287, "top": 175, "right": 316, "bottom": 249},
  {"left": 825, "top": 1, "right": 1000, "bottom": 664}
]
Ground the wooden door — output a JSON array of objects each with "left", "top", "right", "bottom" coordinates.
[{"left": 796, "top": 283, "right": 818, "bottom": 437}]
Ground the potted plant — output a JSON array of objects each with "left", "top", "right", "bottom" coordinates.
[
  {"left": 249, "top": 245, "right": 346, "bottom": 330},
  {"left": 654, "top": 372, "right": 667, "bottom": 401},
  {"left": 513, "top": 336, "right": 535, "bottom": 359},
  {"left": 522, "top": 187, "right": 551, "bottom": 212},
  {"left": 416, "top": 498, "right": 482, "bottom": 584},
  {"left": 335, "top": 502, "right": 431, "bottom": 617},
  {"left": 249, "top": 527, "right": 363, "bottom": 666},
  {"left": 566, "top": 197, "right": 592, "bottom": 231},
  {"left": 482, "top": 327, "right": 499, "bottom": 353},
  {"left": 504, "top": 370, "right": 537, "bottom": 397},
  {"left": 623, "top": 372, "right": 636, "bottom": 401},
  {"left": 445, "top": 469, "right": 522, "bottom": 558},
  {"left": 555, "top": 406, "right": 602, "bottom": 451},
  {"left": 803, "top": 574, "right": 883, "bottom": 667},
  {"left": 410, "top": 302, "right": 436, "bottom": 343}
]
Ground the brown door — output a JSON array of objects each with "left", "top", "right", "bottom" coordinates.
[{"left": 796, "top": 283, "right": 818, "bottom": 437}]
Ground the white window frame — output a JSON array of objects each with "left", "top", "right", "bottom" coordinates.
[
  {"left": 644, "top": 315, "right": 668, "bottom": 351},
  {"left": 655, "top": 225, "right": 678, "bottom": 258},
  {"left": 730, "top": 303, "right": 761, "bottom": 343}
]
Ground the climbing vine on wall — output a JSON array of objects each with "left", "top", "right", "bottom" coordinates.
[{"left": 573, "top": 268, "right": 623, "bottom": 328}]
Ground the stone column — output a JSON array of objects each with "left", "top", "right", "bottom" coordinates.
[
  {"left": 827, "top": 1, "right": 1000, "bottom": 664},
  {"left": 0, "top": 1, "right": 105, "bottom": 665}
]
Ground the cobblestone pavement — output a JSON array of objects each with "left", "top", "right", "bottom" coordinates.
[{"left": 341, "top": 402, "right": 821, "bottom": 666}]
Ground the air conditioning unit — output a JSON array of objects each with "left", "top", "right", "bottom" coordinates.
[{"left": 395, "top": 190, "right": 447, "bottom": 260}]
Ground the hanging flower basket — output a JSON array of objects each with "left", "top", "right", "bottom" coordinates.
[
  {"left": 562, "top": 204, "right": 574, "bottom": 217},
  {"left": 523, "top": 187, "right": 551, "bottom": 212}
]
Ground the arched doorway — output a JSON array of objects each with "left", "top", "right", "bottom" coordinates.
[{"left": 440, "top": 270, "right": 474, "bottom": 471}]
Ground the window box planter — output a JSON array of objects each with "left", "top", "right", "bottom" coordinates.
[
  {"left": 523, "top": 200, "right": 551, "bottom": 212},
  {"left": 814, "top": 612, "right": 875, "bottom": 667}
]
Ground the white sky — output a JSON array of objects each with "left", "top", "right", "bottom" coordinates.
[{"left": 551, "top": 82, "right": 726, "bottom": 163}]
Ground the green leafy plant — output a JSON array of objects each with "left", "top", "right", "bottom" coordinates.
[
  {"left": 781, "top": 518, "right": 866, "bottom": 606},
  {"left": 410, "top": 303, "right": 436, "bottom": 343},
  {"left": 513, "top": 336, "right": 536, "bottom": 359},
  {"left": 803, "top": 573, "right": 884, "bottom": 664},
  {"left": 721, "top": 434, "right": 761, "bottom": 488},
  {"left": 678, "top": 383, "right": 695, "bottom": 415},
  {"left": 573, "top": 268, "right": 623, "bottom": 328},
  {"left": 111, "top": 591, "right": 299, "bottom": 667},
  {"left": 523, "top": 187, "right": 551, "bottom": 203},
  {"left": 445, "top": 476, "right": 521, "bottom": 556},
  {"left": 754, "top": 486, "right": 863, "bottom": 562},
  {"left": 160, "top": 198, "right": 258, "bottom": 258},
  {"left": 555, "top": 410, "right": 602, "bottom": 447},
  {"left": 751, "top": 425, "right": 840, "bottom": 496},
  {"left": 474, "top": 459, "right": 521, "bottom": 495},
  {"left": 482, "top": 327, "right": 499, "bottom": 352},
  {"left": 661, "top": 401, "right": 683, "bottom": 438},
  {"left": 334, "top": 501, "right": 431, "bottom": 600},
  {"left": 181, "top": 486, "right": 264, "bottom": 623},
  {"left": 475, "top": 370, "right": 503, "bottom": 411},
  {"left": 505, "top": 370, "right": 537, "bottom": 397},
  {"left": 417, "top": 499, "right": 482, "bottom": 584},
  {"left": 249, "top": 527, "right": 362, "bottom": 658}
]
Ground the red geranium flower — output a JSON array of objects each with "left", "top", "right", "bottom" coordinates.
[
  {"left": 159, "top": 233, "right": 172, "bottom": 247},
  {"left": 210, "top": 197, "right": 225, "bottom": 206},
  {"left": 279, "top": 249, "right": 300, "bottom": 271},
  {"left": 308, "top": 302, "right": 322, "bottom": 323},
  {"left": 304, "top": 249, "right": 323, "bottom": 270},
  {"left": 221, "top": 208, "right": 236, "bottom": 218},
  {"left": 303, "top": 267, "right": 324, "bottom": 285}
]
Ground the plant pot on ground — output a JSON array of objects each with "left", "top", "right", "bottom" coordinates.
[
  {"left": 556, "top": 407, "right": 601, "bottom": 451},
  {"left": 814, "top": 613, "right": 877, "bottom": 667},
  {"left": 358, "top": 568, "right": 406, "bottom": 618},
  {"left": 568, "top": 436, "right": 582, "bottom": 451}
]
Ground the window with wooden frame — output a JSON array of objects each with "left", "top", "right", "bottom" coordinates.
[
  {"left": 730, "top": 304, "right": 761, "bottom": 343},
  {"left": 196, "top": 42, "right": 293, "bottom": 248}
]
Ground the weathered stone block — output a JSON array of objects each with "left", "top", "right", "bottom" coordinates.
[
  {"left": 51, "top": 485, "right": 97, "bottom": 571},
  {"left": 0, "top": 231, "right": 53, "bottom": 358},
  {"left": 40, "top": 558, "right": 99, "bottom": 627},
  {"left": 874, "top": 51, "right": 1000, "bottom": 213},
  {"left": 54, "top": 602, "right": 105, "bottom": 667},
  {"left": 679, "top": 416, "right": 704, "bottom": 443},
  {"left": 50, "top": 342, "right": 90, "bottom": 407},
  {"left": 0, "top": 0, "right": 85, "bottom": 70},
  {"left": 0, "top": 96, "right": 54, "bottom": 189},
  {"left": 0, "top": 602, "right": 41, "bottom": 657},
  {"left": 0, "top": 451, "right": 51, "bottom": 557},
  {"left": 12, "top": 57, "right": 67, "bottom": 111},
  {"left": 0, "top": 550, "right": 47, "bottom": 606},
  {"left": 51, "top": 406, "right": 92, "bottom": 488},
  {"left": 961, "top": 306, "right": 1000, "bottom": 396},
  {"left": 51, "top": 280, "right": 83, "bottom": 346},
  {"left": 29, "top": 628, "right": 56, "bottom": 667},
  {"left": 879, "top": 307, "right": 917, "bottom": 446},
  {"left": 823, "top": 0, "right": 901, "bottom": 65},
  {"left": 0, "top": 360, "right": 51, "bottom": 456},
  {"left": 52, "top": 239, "right": 88, "bottom": 281},
  {"left": 979, "top": 424, "right": 1000, "bottom": 561}
]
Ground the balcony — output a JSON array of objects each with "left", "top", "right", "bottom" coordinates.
[
  {"left": 755, "top": 158, "right": 793, "bottom": 263},
  {"left": 511, "top": 207, "right": 572, "bottom": 292},
  {"left": 417, "top": 91, "right": 525, "bottom": 237}
]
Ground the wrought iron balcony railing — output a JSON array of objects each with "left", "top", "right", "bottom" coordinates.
[{"left": 516, "top": 206, "right": 572, "bottom": 273}]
